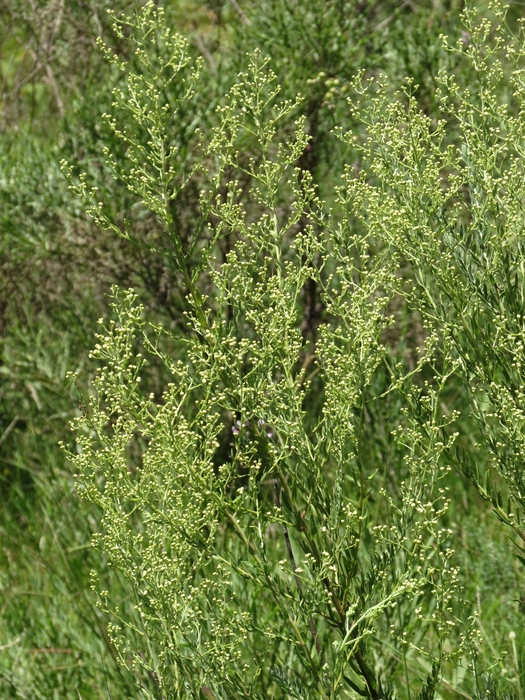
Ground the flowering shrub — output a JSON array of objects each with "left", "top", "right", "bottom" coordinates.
[{"left": 63, "top": 2, "right": 525, "bottom": 698}]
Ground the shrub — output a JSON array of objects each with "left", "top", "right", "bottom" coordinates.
[
  {"left": 4, "top": 1, "right": 525, "bottom": 698},
  {"left": 66, "top": 3, "right": 523, "bottom": 697}
]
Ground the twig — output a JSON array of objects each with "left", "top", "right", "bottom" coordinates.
[
  {"left": 0, "top": 415, "right": 19, "bottom": 449},
  {"left": 373, "top": 0, "right": 413, "bottom": 32},
  {"left": 0, "top": 635, "right": 22, "bottom": 652},
  {"left": 230, "top": 0, "right": 251, "bottom": 25}
]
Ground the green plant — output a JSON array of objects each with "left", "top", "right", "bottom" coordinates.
[
  {"left": 65, "top": 4, "right": 497, "bottom": 698},
  {"left": 7, "top": 1, "right": 525, "bottom": 698}
]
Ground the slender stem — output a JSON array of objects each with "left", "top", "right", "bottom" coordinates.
[
  {"left": 137, "top": 649, "right": 164, "bottom": 698},
  {"left": 273, "top": 464, "right": 382, "bottom": 699},
  {"left": 273, "top": 479, "right": 322, "bottom": 656},
  {"left": 225, "top": 508, "right": 329, "bottom": 699}
]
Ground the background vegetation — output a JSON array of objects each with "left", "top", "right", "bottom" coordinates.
[{"left": 2, "top": 1, "right": 525, "bottom": 698}]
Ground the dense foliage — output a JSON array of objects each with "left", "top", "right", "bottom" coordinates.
[{"left": 3, "top": 1, "right": 525, "bottom": 698}]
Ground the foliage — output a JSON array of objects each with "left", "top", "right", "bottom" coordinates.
[{"left": 3, "top": 1, "right": 525, "bottom": 699}]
